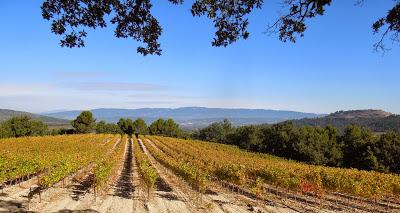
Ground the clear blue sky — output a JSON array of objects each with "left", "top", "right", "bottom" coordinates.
[{"left": 0, "top": 1, "right": 399, "bottom": 114}]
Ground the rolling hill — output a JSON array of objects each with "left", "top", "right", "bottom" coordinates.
[
  {"left": 43, "top": 107, "right": 322, "bottom": 129},
  {"left": 290, "top": 109, "right": 400, "bottom": 132},
  {"left": 0, "top": 109, "right": 70, "bottom": 126}
]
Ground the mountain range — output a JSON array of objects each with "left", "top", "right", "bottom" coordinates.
[
  {"left": 2, "top": 107, "right": 398, "bottom": 132},
  {"left": 43, "top": 107, "right": 322, "bottom": 129},
  {"left": 0, "top": 109, "right": 70, "bottom": 126}
]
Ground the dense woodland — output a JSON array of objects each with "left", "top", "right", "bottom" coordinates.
[
  {"left": 193, "top": 119, "right": 400, "bottom": 174},
  {"left": 1, "top": 111, "right": 399, "bottom": 175}
]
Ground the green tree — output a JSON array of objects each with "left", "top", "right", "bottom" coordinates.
[
  {"left": 198, "top": 119, "right": 233, "bottom": 143},
  {"left": 96, "top": 120, "right": 122, "bottom": 134},
  {"left": 0, "top": 116, "right": 48, "bottom": 138},
  {"left": 149, "top": 118, "right": 182, "bottom": 137},
  {"left": 41, "top": 0, "right": 399, "bottom": 54},
  {"left": 96, "top": 120, "right": 107, "bottom": 134},
  {"left": 341, "top": 125, "right": 380, "bottom": 171},
  {"left": 373, "top": 132, "right": 400, "bottom": 173},
  {"left": 149, "top": 118, "right": 165, "bottom": 135},
  {"left": 226, "top": 125, "right": 262, "bottom": 151},
  {"left": 117, "top": 118, "right": 134, "bottom": 136},
  {"left": 293, "top": 126, "right": 342, "bottom": 166},
  {"left": 71, "top": 111, "right": 96, "bottom": 134},
  {"left": 133, "top": 118, "right": 149, "bottom": 135},
  {"left": 260, "top": 122, "right": 297, "bottom": 158},
  {"left": 164, "top": 118, "right": 181, "bottom": 137}
]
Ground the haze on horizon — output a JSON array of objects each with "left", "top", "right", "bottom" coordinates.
[{"left": 1, "top": 1, "right": 399, "bottom": 114}]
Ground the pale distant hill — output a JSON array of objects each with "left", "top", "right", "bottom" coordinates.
[
  {"left": 0, "top": 109, "right": 70, "bottom": 126},
  {"left": 325, "top": 110, "right": 392, "bottom": 119},
  {"left": 43, "top": 107, "right": 322, "bottom": 129},
  {"left": 290, "top": 109, "right": 400, "bottom": 132}
]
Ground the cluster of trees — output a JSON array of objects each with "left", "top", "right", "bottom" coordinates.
[
  {"left": 116, "top": 118, "right": 148, "bottom": 135},
  {"left": 193, "top": 120, "right": 400, "bottom": 174},
  {"left": 148, "top": 118, "right": 182, "bottom": 137},
  {"left": 0, "top": 116, "right": 48, "bottom": 138},
  {"left": 70, "top": 111, "right": 183, "bottom": 138},
  {"left": 0, "top": 111, "right": 184, "bottom": 139},
  {"left": 69, "top": 112, "right": 184, "bottom": 138}
]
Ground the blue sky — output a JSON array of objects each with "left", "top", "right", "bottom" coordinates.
[{"left": 0, "top": 0, "right": 399, "bottom": 114}]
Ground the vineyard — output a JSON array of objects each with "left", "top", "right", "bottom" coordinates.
[{"left": 1, "top": 134, "right": 400, "bottom": 212}]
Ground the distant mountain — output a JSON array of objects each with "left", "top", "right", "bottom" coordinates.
[
  {"left": 0, "top": 109, "right": 70, "bottom": 126},
  {"left": 290, "top": 109, "right": 400, "bottom": 132},
  {"left": 43, "top": 107, "right": 322, "bottom": 129}
]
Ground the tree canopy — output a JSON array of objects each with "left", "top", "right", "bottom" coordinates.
[
  {"left": 0, "top": 116, "right": 48, "bottom": 138},
  {"left": 117, "top": 118, "right": 135, "bottom": 136},
  {"left": 132, "top": 118, "right": 149, "bottom": 135},
  {"left": 193, "top": 120, "right": 400, "bottom": 174},
  {"left": 41, "top": 0, "right": 399, "bottom": 54},
  {"left": 149, "top": 118, "right": 182, "bottom": 137},
  {"left": 96, "top": 120, "right": 122, "bottom": 134},
  {"left": 71, "top": 111, "right": 96, "bottom": 133}
]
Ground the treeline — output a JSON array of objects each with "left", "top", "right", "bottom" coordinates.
[
  {"left": 0, "top": 116, "right": 48, "bottom": 138},
  {"left": 0, "top": 111, "right": 184, "bottom": 139},
  {"left": 192, "top": 119, "right": 400, "bottom": 174},
  {"left": 291, "top": 114, "right": 400, "bottom": 132}
]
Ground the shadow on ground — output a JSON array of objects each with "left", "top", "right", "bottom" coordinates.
[
  {"left": 0, "top": 199, "right": 31, "bottom": 212},
  {"left": 57, "top": 209, "right": 99, "bottom": 213},
  {"left": 115, "top": 140, "right": 134, "bottom": 199},
  {"left": 71, "top": 174, "right": 95, "bottom": 201},
  {"left": 155, "top": 177, "right": 172, "bottom": 193}
]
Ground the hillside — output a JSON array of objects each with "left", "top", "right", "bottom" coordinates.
[
  {"left": 43, "top": 107, "right": 322, "bottom": 129},
  {"left": 0, "top": 109, "right": 70, "bottom": 126},
  {"left": 290, "top": 109, "right": 400, "bottom": 132}
]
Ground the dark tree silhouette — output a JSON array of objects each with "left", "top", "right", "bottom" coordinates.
[{"left": 41, "top": 0, "right": 399, "bottom": 54}]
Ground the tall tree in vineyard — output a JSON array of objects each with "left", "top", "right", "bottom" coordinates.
[
  {"left": 71, "top": 111, "right": 96, "bottom": 133},
  {"left": 133, "top": 118, "right": 149, "bottom": 135},
  {"left": 117, "top": 118, "right": 134, "bottom": 136},
  {"left": 149, "top": 118, "right": 182, "bottom": 137}
]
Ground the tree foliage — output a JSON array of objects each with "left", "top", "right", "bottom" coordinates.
[
  {"left": 71, "top": 111, "right": 96, "bottom": 133},
  {"left": 96, "top": 120, "right": 122, "bottom": 134},
  {"left": 0, "top": 116, "right": 48, "bottom": 138},
  {"left": 149, "top": 118, "right": 182, "bottom": 137},
  {"left": 41, "top": 0, "right": 400, "bottom": 54},
  {"left": 132, "top": 118, "right": 149, "bottom": 135},
  {"left": 196, "top": 119, "right": 233, "bottom": 143},
  {"left": 117, "top": 118, "right": 134, "bottom": 136},
  {"left": 193, "top": 120, "right": 400, "bottom": 174}
]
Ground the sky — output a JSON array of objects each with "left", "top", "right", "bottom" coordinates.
[{"left": 0, "top": 0, "right": 399, "bottom": 114}]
